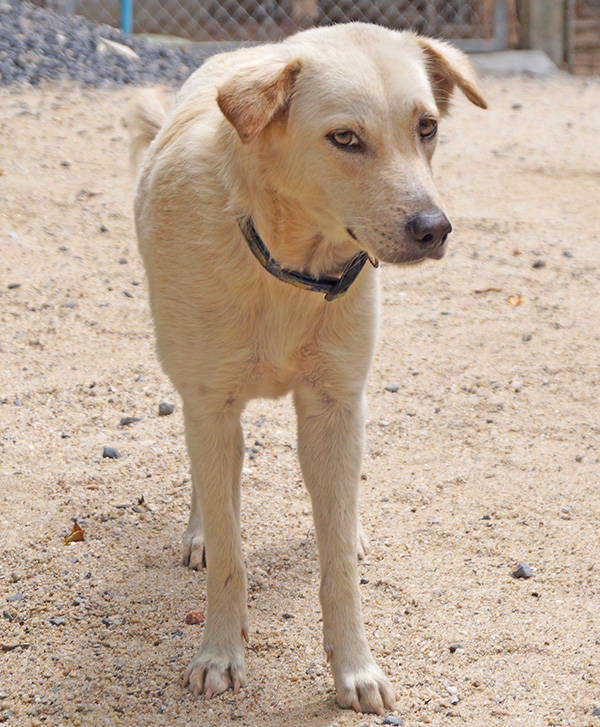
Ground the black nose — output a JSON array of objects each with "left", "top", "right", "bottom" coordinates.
[{"left": 406, "top": 210, "right": 452, "bottom": 251}]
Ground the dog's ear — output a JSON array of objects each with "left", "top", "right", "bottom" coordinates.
[
  {"left": 417, "top": 37, "right": 487, "bottom": 114},
  {"left": 217, "top": 58, "right": 302, "bottom": 144}
]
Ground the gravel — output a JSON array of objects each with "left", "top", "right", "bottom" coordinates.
[{"left": 0, "top": 0, "right": 221, "bottom": 86}]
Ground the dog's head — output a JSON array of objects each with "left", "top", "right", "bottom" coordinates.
[{"left": 217, "top": 24, "right": 486, "bottom": 265}]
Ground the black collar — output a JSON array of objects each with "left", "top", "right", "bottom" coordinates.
[{"left": 238, "top": 217, "right": 377, "bottom": 302}]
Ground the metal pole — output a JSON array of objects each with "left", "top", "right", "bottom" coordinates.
[{"left": 121, "top": 0, "right": 133, "bottom": 34}]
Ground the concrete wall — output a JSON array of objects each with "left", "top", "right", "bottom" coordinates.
[{"left": 517, "top": 0, "right": 565, "bottom": 65}]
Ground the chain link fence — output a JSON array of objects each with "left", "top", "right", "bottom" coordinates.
[{"left": 44, "top": 0, "right": 507, "bottom": 48}]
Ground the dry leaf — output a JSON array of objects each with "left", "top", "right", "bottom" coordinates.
[
  {"left": 474, "top": 287, "right": 502, "bottom": 294},
  {"left": 64, "top": 521, "right": 85, "bottom": 544},
  {"left": 507, "top": 295, "right": 523, "bottom": 306}
]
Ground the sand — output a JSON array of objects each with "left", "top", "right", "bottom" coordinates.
[{"left": 1, "top": 74, "right": 599, "bottom": 727}]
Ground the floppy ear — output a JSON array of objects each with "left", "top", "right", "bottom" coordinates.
[
  {"left": 217, "top": 58, "right": 302, "bottom": 144},
  {"left": 417, "top": 37, "right": 487, "bottom": 114}
]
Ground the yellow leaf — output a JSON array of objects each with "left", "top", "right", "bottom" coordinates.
[{"left": 64, "top": 522, "right": 85, "bottom": 544}]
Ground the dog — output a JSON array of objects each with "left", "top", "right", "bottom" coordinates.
[{"left": 129, "top": 22, "right": 486, "bottom": 715}]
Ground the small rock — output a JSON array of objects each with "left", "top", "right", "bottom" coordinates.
[
  {"left": 360, "top": 577, "right": 369, "bottom": 585},
  {"left": 49, "top": 616, "right": 66, "bottom": 626},
  {"left": 383, "top": 717, "right": 404, "bottom": 726},
  {"left": 13, "top": 398, "right": 22, "bottom": 407},
  {"left": 6, "top": 594, "right": 23, "bottom": 603},
  {"left": 511, "top": 380, "right": 522, "bottom": 392},
  {"left": 102, "top": 446, "right": 121, "bottom": 459},
  {"left": 100, "top": 225, "right": 109, "bottom": 233},
  {"left": 428, "top": 518, "right": 441, "bottom": 525},
  {"left": 449, "top": 642, "right": 464, "bottom": 653},
  {"left": 119, "top": 258, "right": 128, "bottom": 265},
  {"left": 115, "top": 657, "right": 125, "bottom": 668},
  {"left": 575, "top": 454, "right": 583, "bottom": 462},
  {"left": 521, "top": 333, "right": 532, "bottom": 342},
  {"left": 481, "top": 515, "right": 491, "bottom": 521},
  {"left": 61, "top": 431, "right": 70, "bottom": 439},
  {"left": 592, "top": 705, "right": 600, "bottom": 716},
  {"left": 120, "top": 416, "right": 142, "bottom": 426},
  {"left": 385, "top": 385, "right": 399, "bottom": 393},
  {"left": 60, "top": 160, "right": 70, "bottom": 167},
  {"left": 7, "top": 283, "right": 21, "bottom": 290},
  {"left": 511, "top": 102, "right": 522, "bottom": 110},
  {"left": 185, "top": 610, "right": 204, "bottom": 625},
  {"left": 562, "top": 250, "right": 573, "bottom": 258},
  {"left": 532, "top": 259, "right": 546, "bottom": 269},
  {"left": 10, "top": 573, "right": 20, "bottom": 583},
  {"left": 2, "top": 710, "right": 15, "bottom": 721},
  {"left": 512, "top": 562, "right": 533, "bottom": 579},
  {"left": 158, "top": 401, "right": 175, "bottom": 416},
  {"left": 282, "top": 613, "right": 295, "bottom": 619}
]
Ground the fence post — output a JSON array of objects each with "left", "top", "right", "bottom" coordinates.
[{"left": 121, "top": 0, "right": 134, "bottom": 34}]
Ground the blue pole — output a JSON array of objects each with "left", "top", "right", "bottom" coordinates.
[{"left": 121, "top": 0, "right": 133, "bottom": 34}]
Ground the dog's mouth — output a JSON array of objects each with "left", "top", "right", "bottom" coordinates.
[{"left": 346, "top": 228, "right": 447, "bottom": 267}]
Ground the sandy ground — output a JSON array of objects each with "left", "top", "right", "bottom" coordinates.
[{"left": 0, "top": 73, "right": 599, "bottom": 727}]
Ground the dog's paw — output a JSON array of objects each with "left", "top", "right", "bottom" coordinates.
[
  {"left": 182, "top": 533, "right": 206, "bottom": 570},
  {"left": 334, "top": 661, "right": 396, "bottom": 715},
  {"left": 183, "top": 647, "right": 246, "bottom": 697}
]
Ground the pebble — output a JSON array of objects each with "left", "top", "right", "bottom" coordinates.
[
  {"left": 592, "top": 705, "right": 600, "bottom": 716},
  {"left": 7, "top": 283, "right": 21, "bottom": 290},
  {"left": 511, "top": 380, "right": 522, "bottom": 392},
  {"left": 49, "top": 615, "right": 66, "bottom": 626},
  {"left": 521, "top": 333, "right": 532, "bottom": 342},
  {"left": 102, "top": 446, "right": 120, "bottom": 459},
  {"left": 120, "top": 416, "right": 142, "bottom": 426},
  {"left": 6, "top": 593, "right": 23, "bottom": 602},
  {"left": 282, "top": 613, "right": 295, "bottom": 619},
  {"left": 532, "top": 259, "right": 546, "bottom": 268},
  {"left": 512, "top": 562, "right": 533, "bottom": 579},
  {"left": 185, "top": 610, "right": 204, "bottom": 625},
  {"left": 449, "top": 642, "right": 464, "bottom": 653},
  {"left": 562, "top": 250, "right": 573, "bottom": 258},
  {"left": 158, "top": 401, "right": 175, "bottom": 416},
  {"left": 383, "top": 717, "right": 404, "bottom": 726},
  {"left": 385, "top": 384, "right": 399, "bottom": 393}
]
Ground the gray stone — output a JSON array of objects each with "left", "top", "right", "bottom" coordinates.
[
  {"left": 102, "top": 446, "right": 120, "bottom": 459},
  {"left": 512, "top": 562, "right": 533, "bottom": 579},
  {"left": 120, "top": 416, "right": 142, "bottom": 426},
  {"left": 383, "top": 717, "right": 404, "bottom": 726},
  {"left": 49, "top": 615, "right": 66, "bottom": 626},
  {"left": 158, "top": 400, "right": 175, "bottom": 416},
  {"left": 6, "top": 594, "right": 23, "bottom": 602},
  {"left": 385, "top": 385, "right": 399, "bottom": 393},
  {"left": 592, "top": 705, "right": 600, "bottom": 716}
]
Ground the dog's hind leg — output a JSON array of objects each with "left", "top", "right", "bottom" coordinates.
[
  {"left": 182, "top": 397, "right": 247, "bottom": 697},
  {"left": 294, "top": 384, "right": 395, "bottom": 715}
]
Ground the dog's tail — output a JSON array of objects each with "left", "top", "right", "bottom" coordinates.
[{"left": 126, "top": 88, "right": 171, "bottom": 173}]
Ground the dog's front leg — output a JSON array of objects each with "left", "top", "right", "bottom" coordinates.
[
  {"left": 182, "top": 400, "right": 247, "bottom": 697},
  {"left": 295, "top": 385, "right": 396, "bottom": 715}
]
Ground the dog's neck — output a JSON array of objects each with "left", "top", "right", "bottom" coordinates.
[{"left": 246, "top": 187, "right": 360, "bottom": 279}]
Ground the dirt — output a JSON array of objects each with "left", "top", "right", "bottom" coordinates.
[{"left": 0, "top": 74, "right": 599, "bottom": 727}]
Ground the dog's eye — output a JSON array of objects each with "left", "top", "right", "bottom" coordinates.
[
  {"left": 419, "top": 117, "right": 438, "bottom": 140},
  {"left": 328, "top": 130, "right": 363, "bottom": 151}
]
